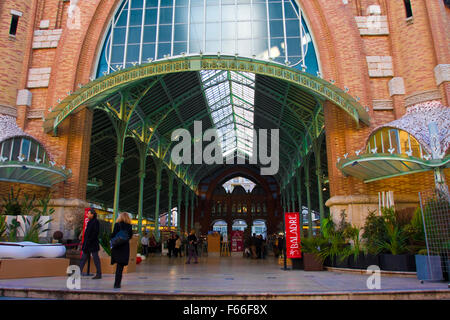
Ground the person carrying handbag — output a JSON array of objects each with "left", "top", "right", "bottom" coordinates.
[{"left": 110, "top": 212, "right": 133, "bottom": 289}]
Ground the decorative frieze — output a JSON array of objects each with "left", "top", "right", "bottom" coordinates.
[
  {"left": 0, "top": 104, "right": 17, "bottom": 117},
  {"left": 367, "top": 56, "right": 393, "bottom": 77},
  {"left": 405, "top": 90, "right": 441, "bottom": 107},
  {"left": 27, "top": 67, "right": 51, "bottom": 88},
  {"left": 27, "top": 110, "right": 45, "bottom": 120},
  {"left": 372, "top": 100, "right": 393, "bottom": 111},
  {"left": 32, "top": 29, "right": 62, "bottom": 49}
]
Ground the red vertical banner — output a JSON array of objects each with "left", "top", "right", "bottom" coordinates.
[
  {"left": 231, "top": 230, "right": 243, "bottom": 252},
  {"left": 284, "top": 212, "right": 301, "bottom": 258},
  {"left": 80, "top": 208, "right": 90, "bottom": 258}
]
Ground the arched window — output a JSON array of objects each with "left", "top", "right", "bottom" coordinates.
[
  {"left": 96, "top": 0, "right": 319, "bottom": 77},
  {"left": 0, "top": 137, "right": 49, "bottom": 164},
  {"left": 367, "top": 127, "right": 430, "bottom": 159}
]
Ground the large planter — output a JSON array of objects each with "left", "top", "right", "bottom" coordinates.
[
  {"left": 348, "top": 254, "right": 380, "bottom": 270},
  {"left": 415, "top": 255, "right": 443, "bottom": 281},
  {"left": 380, "top": 254, "right": 416, "bottom": 272},
  {"left": 291, "top": 258, "right": 304, "bottom": 270},
  {"left": 303, "top": 253, "right": 323, "bottom": 271}
]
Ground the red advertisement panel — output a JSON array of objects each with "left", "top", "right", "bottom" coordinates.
[
  {"left": 80, "top": 208, "right": 90, "bottom": 257},
  {"left": 231, "top": 230, "right": 244, "bottom": 252},
  {"left": 284, "top": 212, "right": 301, "bottom": 258}
]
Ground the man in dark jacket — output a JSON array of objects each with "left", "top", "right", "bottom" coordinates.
[{"left": 79, "top": 208, "right": 102, "bottom": 279}]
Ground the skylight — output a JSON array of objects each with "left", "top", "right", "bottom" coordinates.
[{"left": 200, "top": 70, "right": 256, "bottom": 159}]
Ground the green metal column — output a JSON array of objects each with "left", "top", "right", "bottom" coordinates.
[
  {"left": 190, "top": 191, "right": 195, "bottom": 232},
  {"left": 184, "top": 188, "right": 189, "bottom": 233},
  {"left": 154, "top": 162, "right": 162, "bottom": 241},
  {"left": 290, "top": 182, "right": 296, "bottom": 214},
  {"left": 177, "top": 181, "right": 182, "bottom": 234},
  {"left": 304, "top": 156, "right": 313, "bottom": 238},
  {"left": 112, "top": 154, "right": 124, "bottom": 225},
  {"left": 313, "top": 142, "right": 325, "bottom": 226},
  {"left": 296, "top": 168, "right": 304, "bottom": 239},
  {"left": 137, "top": 144, "right": 147, "bottom": 236},
  {"left": 111, "top": 92, "right": 129, "bottom": 227},
  {"left": 286, "top": 185, "right": 292, "bottom": 212},
  {"left": 167, "top": 173, "right": 174, "bottom": 230}
]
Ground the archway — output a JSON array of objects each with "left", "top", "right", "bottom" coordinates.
[{"left": 44, "top": 0, "right": 369, "bottom": 242}]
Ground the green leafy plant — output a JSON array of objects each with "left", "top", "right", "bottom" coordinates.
[
  {"left": 22, "top": 213, "right": 52, "bottom": 243},
  {"left": 373, "top": 208, "right": 408, "bottom": 255},
  {"left": 8, "top": 218, "right": 21, "bottom": 242},
  {"left": 0, "top": 216, "right": 7, "bottom": 241},
  {"left": 1, "top": 188, "right": 22, "bottom": 216},
  {"left": 33, "top": 193, "right": 55, "bottom": 216},
  {"left": 21, "top": 193, "right": 36, "bottom": 216},
  {"left": 99, "top": 231, "right": 111, "bottom": 256},
  {"left": 362, "top": 210, "right": 388, "bottom": 254},
  {"left": 301, "top": 236, "right": 327, "bottom": 256},
  {"left": 342, "top": 225, "right": 364, "bottom": 261},
  {"left": 318, "top": 216, "right": 347, "bottom": 263}
]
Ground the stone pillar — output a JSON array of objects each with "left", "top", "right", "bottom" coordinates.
[
  {"left": 15, "top": 89, "right": 32, "bottom": 129},
  {"left": 388, "top": 77, "right": 406, "bottom": 119},
  {"left": 48, "top": 198, "right": 89, "bottom": 240}
]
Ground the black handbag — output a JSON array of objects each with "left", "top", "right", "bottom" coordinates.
[{"left": 110, "top": 225, "right": 128, "bottom": 248}]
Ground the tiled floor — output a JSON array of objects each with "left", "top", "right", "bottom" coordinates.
[{"left": 0, "top": 255, "right": 448, "bottom": 295}]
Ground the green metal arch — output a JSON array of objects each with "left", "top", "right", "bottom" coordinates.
[{"left": 44, "top": 55, "right": 370, "bottom": 133}]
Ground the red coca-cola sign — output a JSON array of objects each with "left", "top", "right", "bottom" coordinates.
[{"left": 284, "top": 212, "right": 301, "bottom": 258}]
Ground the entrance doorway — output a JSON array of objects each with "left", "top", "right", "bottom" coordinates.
[
  {"left": 232, "top": 219, "right": 247, "bottom": 232},
  {"left": 252, "top": 219, "right": 267, "bottom": 239},
  {"left": 212, "top": 220, "right": 228, "bottom": 236}
]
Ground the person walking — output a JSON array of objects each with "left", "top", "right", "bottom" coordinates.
[
  {"left": 168, "top": 233, "right": 176, "bottom": 257},
  {"left": 175, "top": 234, "right": 181, "bottom": 257},
  {"left": 148, "top": 233, "right": 157, "bottom": 256},
  {"left": 250, "top": 233, "right": 257, "bottom": 259},
  {"left": 79, "top": 208, "right": 102, "bottom": 279},
  {"left": 141, "top": 232, "right": 149, "bottom": 257},
  {"left": 111, "top": 212, "right": 133, "bottom": 289},
  {"left": 186, "top": 230, "right": 198, "bottom": 264}
]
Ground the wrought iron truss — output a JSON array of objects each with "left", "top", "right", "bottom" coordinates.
[{"left": 45, "top": 55, "right": 369, "bottom": 217}]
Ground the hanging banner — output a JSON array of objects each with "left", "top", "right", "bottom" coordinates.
[
  {"left": 231, "top": 230, "right": 244, "bottom": 252},
  {"left": 80, "top": 208, "right": 90, "bottom": 258},
  {"left": 284, "top": 212, "right": 301, "bottom": 258}
]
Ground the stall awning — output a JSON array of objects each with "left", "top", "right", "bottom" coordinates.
[
  {"left": 0, "top": 161, "right": 71, "bottom": 188},
  {"left": 338, "top": 154, "right": 450, "bottom": 183}
]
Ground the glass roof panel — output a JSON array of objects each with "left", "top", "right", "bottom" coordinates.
[{"left": 200, "top": 69, "right": 255, "bottom": 158}]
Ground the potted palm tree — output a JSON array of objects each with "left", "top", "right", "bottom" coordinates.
[
  {"left": 376, "top": 208, "right": 415, "bottom": 272},
  {"left": 320, "top": 216, "right": 349, "bottom": 268},
  {"left": 301, "top": 236, "right": 327, "bottom": 271}
]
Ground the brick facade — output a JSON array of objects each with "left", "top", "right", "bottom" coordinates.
[{"left": 0, "top": 0, "right": 448, "bottom": 233}]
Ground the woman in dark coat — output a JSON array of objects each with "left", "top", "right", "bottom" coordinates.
[
  {"left": 111, "top": 212, "right": 133, "bottom": 289},
  {"left": 79, "top": 208, "right": 102, "bottom": 279}
]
